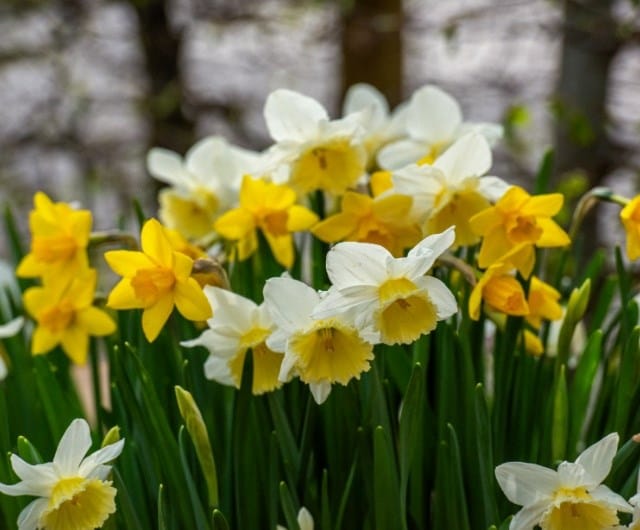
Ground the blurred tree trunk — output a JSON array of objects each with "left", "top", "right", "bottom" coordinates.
[
  {"left": 553, "top": 0, "right": 620, "bottom": 254},
  {"left": 340, "top": 0, "right": 404, "bottom": 107},
  {"left": 133, "top": 0, "right": 194, "bottom": 154}
]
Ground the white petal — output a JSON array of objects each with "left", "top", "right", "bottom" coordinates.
[
  {"left": 590, "top": 484, "right": 633, "bottom": 513},
  {"left": 0, "top": 316, "right": 23, "bottom": 338},
  {"left": 343, "top": 83, "right": 388, "bottom": 130},
  {"left": 78, "top": 439, "right": 125, "bottom": 478},
  {"left": 266, "top": 328, "right": 289, "bottom": 354},
  {"left": 53, "top": 419, "right": 93, "bottom": 475},
  {"left": 204, "top": 356, "right": 236, "bottom": 386},
  {"left": 575, "top": 432, "right": 619, "bottom": 486},
  {"left": 86, "top": 464, "right": 111, "bottom": 481},
  {"left": 556, "top": 461, "right": 589, "bottom": 489},
  {"left": 278, "top": 351, "right": 298, "bottom": 382},
  {"left": 387, "top": 254, "right": 434, "bottom": 280},
  {"left": 434, "top": 133, "right": 492, "bottom": 183},
  {"left": 325, "top": 242, "right": 390, "bottom": 288},
  {"left": 309, "top": 382, "right": 332, "bottom": 405},
  {"left": 181, "top": 328, "right": 239, "bottom": 359},
  {"left": 311, "top": 288, "right": 374, "bottom": 320},
  {"left": 146, "top": 148, "right": 192, "bottom": 187},
  {"left": 263, "top": 277, "right": 318, "bottom": 333},
  {"left": 406, "top": 85, "right": 462, "bottom": 144},
  {"left": 408, "top": 226, "right": 456, "bottom": 263},
  {"left": 508, "top": 499, "right": 549, "bottom": 530},
  {"left": 264, "top": 89, "right": 327, "bottom": 142},
  {"left": 391, "top": 164, "right": 443, "bottom": 203},
  {"left": 10, "top": 455, "right": 57, "bottom": 486},
  {"left": 387, "top": 101, "right": 409, "bottom": 137},
  {"left": 203, "top": 286, "right": 256, "bottom": 331},
  {"left": 0, "top": 480, "right": 42, "bottom": 497},
  {"left": 417, "top": 276, "right": 458, "bottom": 319},
  {"left": 478, "top": 176, "right": 511, "bottom": 202},
  {"left": 495, "top": 462, "right": 559, "bottom": 506},
  {"left": 458, "top": 121, "right": 504, "bottom": 146},
  {"left": 184, "top": 136, "right": 228, "bottom": 185},
  {"left": 377, "top": 139, "right": 428, "bottom": 170},
  {"left": 17, "top": 498, "right": 48, "bottom": 530}
]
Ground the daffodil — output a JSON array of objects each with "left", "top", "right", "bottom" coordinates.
[
  {"left": 17, "top": 192, "right": 91, "bottom": 282},
  {"left": 526, "top": 276, "right": 563, "bottom": 329},
  {"left": 105, "top": 218, "right": 211, "bottom": 342},
  {"left": 342, "top": 83, "right": 407, "bottom": 168},
  {"left": 263, "top": 276, "right": 376, "bottom": 404},
  {"left": 391, "top": 133, "right": 510, "bottom": 246},
  {"left": 0, "top": 418, "right": 125, "bottom": 530},
  {"left": 468, "top": 261, "right": 528, "bottom": 321},
  {"left": 495, "top": 432, "right": 632, "bottom": 530},
  {"left": 311, "top": 190, "right": 422, "bottom": 256},
  {"left": 264, "top": 89, "right": 367, "bottom": 195},
  {"left": 377, "top": 84, "right": 502, "bottom": 169},
  {"left": 182, "top": 286, "right": 282, "bottom": 395},
  {"left": 313, "top": 227, "right": 458, "bottom": 345},
  {"left": 471, "top": 185, "right": 570, "bottom": 276},
  {"left": 277, "top": 507, "right": 314, "bottom": 530},
  {"left": 214, "top": 176, "right": 318, "bottom": 268},
  {"left": 23, "top": 270, "right": 115, "bottom": 364},
  {"left": 620, "top": 195, "right": 640, "bottom": 260},
  {"left": 148, "top": 135, "right": 262, "bottom": 241}
]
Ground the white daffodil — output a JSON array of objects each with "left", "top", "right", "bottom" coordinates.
[
  {"left": 263, "top": 276, "right": 376, "bottom": 404},
  {"left": 377, "top": 84, "right": 503, "bottom": 169},
  {"left": 495, "top": 432, "right": 632, "bottom": 530},
  {"left": 0, "top": 418, "right": 125, "bottom": 530},
  {"left": 264, "top": 89, "right": 367, "bottom": 195},
  {"left": 391, "top": 133, "right": 510, "bottom": 246},
  {"left": 147, "top": 135, "right": 262, "bottom": 241},
  {"left": 313, "top": 226, "right": 457, "bottom": 346},
  {"left": 277, "top": 507, "right": 314, "bottom": 530},
  {"left": 342, "top": 83, "right": 407, "bottom": 168},
  {"left": 181, "top": 286, "right": 282, "bottom": 395},
  {"left": 0, "top": 316, "right": 23, "bottom": 380}
]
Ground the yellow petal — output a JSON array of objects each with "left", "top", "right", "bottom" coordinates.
[
  {"left": 477, "top": 228, "right": 513, "bottom": 270},
  {"left": 16, "top": 254, "right": 41, "bottom": 278},
  {"left": 468, "top": 281, "right": 484, "bottom": 321},
  {"left": 469, "top": 206, "right": 501, "bottom": 236},
  {"left": 173, "top": 251, "right": 194, "bottom": 281},
  {"left": 61, "top": 326, "right": 89, "bottom": 364},
  {"left": 142, "top": 292, "right": 175, "bottom": 342},
  {"left": 312, "top": 213, "right": 356, "bottom": 242},
  {"left": 104, "top": 250, "right": 155, "bottom": 278},
  {"left": 372, "top": 194, "right": 413, "bottom": 222},
  {"left": 522, "top": 193, "right": 564, "bottom": 217},
  {"left": 141, "top": 218, "right": 174, "bottom": 267},
  {"left": 174, "top": 279, "right": 212, "bottom": 322},
  {"left": 251, "top": 342, "right": 283, "bottom": 395},
  {"left": 77, "top": 307, "right": 117, "bottom": 336},
  {"left": 286, "top": 205, "right": 318, "bottom": 232},
  {"left": 341, "top": 192, "right": 373, "bottom": 214},
  {"left": 370, "top": 171, "right": 393, "bottom": 197},
  {"left": 264, "top": 233, "right": 294, "bottom": 269},
  {"left": 535, "top": 218, "right": 571, "bottom": 247},
  {"left": 107, "top": 279, "right": 141, "bottom": 310},
  {"left": 32, "top": 326, "right": 59, "bottom": 355},
  {"left": 215, "top": 208, "right": 255, "bottom": 240},
  {"left": 483, "top": 275, "right": 529, "bottom": 316},
  {"left": 70, "top": 210, "right": 93, "bottom": 243},
  {"left": 23, "top": 286, "right": 50, "bottom": 318}
]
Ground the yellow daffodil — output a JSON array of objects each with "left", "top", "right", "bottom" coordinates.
[
  {"left": 105, "top": 218, "right": 211, "bottom": 342},
  {"left": 526, "top": 276, "right": 563, "bottom": 329},
  {"left": 496, "top": 433, "right": 632, "bottom": 530},
  {"left": 311, "top": 191, "right": 421, "bottom": 256},
  {"left": 263, "top": 277, "right": 376, "bottom": 404},
  {"left": 471, "top": 186, "right": 570, "bottom": 277},
  {"left": 378, "top": 85, "right": 502, "bottom": 170},
  {"left": 182, "top": 287, "right": 282, "bottom": 395},
  {"left": 148, "top": 136, "right": 262, "bottom": 241},
  {"left": 17, "top": 192, "right": 91, "bottom": 282},
  {"left": 620, "top": 195, "right": 640, "bottom": 260},
  {"left": 0, "top": 418, "right": 124, "bottom": 530},
  {"left": 264, "top": 89, "right": 367, "bottom": 195},
  {"left": 24, "top": 269, "right": 115, "bottom": 364},
  {"left": 214, "top": 176, "right": 318, "bottom": 268},
  {"left": 391, "top": 133, "right": 510, "bottom": 246},
  {"left": 469, "top": 261, "right": 528, "bottom": 321},
  {"left": 313, "top": 227, "right": 457, "bottom": 345}
]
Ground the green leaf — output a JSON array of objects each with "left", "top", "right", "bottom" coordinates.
[
  {"left": 551, "top": 365, "right": 568, "bottom": 462},
  {"left": 212, "top": 510, "right": 230, "bottom": 530},
  {"left": 373, "top": 425, "right": 403, "bottom": 530},
  {"left": 279, "top": 481, "right": 301, "bottom": 530}
]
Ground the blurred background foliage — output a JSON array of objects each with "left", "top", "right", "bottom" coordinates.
[{"left": 0, "top": 0, "right": 639, "bottom": 253}]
